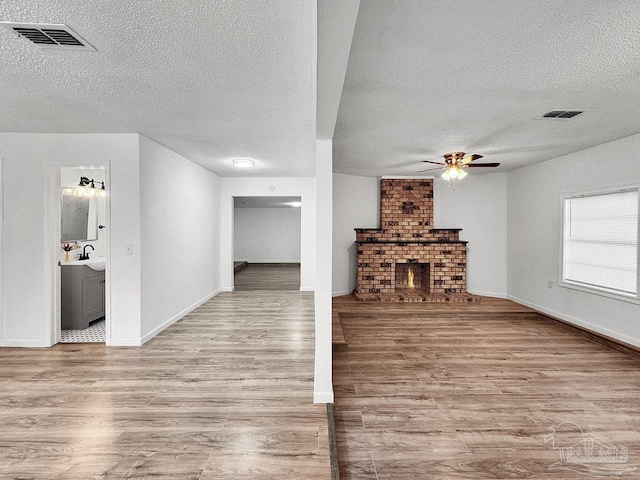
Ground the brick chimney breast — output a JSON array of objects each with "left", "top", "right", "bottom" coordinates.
[{"left": 353, "top": 179, "right": 478, "bottom": 303}]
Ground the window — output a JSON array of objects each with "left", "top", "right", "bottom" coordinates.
[{"left": 562, "top": 188, "right": 638, "bottom": 298}]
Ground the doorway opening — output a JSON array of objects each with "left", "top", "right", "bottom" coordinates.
[
  {"left": 56, "top": 166, "right": 109, "bottom": 344},
  {"left": 233, "top": 196, "right": 301, "bottom": 290}
]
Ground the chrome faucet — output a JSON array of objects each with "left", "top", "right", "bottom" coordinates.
[{"left": 79, "top": 244, "right": 95, "bottom": 261}]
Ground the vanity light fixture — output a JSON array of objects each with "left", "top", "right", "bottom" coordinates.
[
  {"left": 62, "top": 176, "right": 106, "bottom": 198},
  {"left": 232, "top": 158, "right": 255, "bottom": 168}
]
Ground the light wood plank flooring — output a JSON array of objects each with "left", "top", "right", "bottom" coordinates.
[
  {"left": 333, "top": 295, "right": 640, "bottom": 479},
  {"left": 0, "top": 288, "right": 330, "bottom": 479},
  {"left": 234, "top": 263, "right": 300, "bottom": 291}
]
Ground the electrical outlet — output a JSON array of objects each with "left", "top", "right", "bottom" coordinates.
[
  {"left": 125, "top": 244, "right": 134, "bottom": 255},
  {"left": 547, "top": 280, "right": 554, "bottom": 289}
]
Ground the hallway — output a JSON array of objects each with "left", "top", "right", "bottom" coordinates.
[
  {"left": 234, "top": 263, "right": 301, "bottom": 291},
  {"left": 0, "top": 284, "right": 329, "bottom": 478}
]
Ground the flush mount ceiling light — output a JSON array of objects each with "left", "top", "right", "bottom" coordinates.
[
  {"left": 416, "top": 152, "right": 500, "bottom": 189},
  {"left": 62, "top": 176, "right": 106, "bottom": 198},
  {"left": 232, "top": 158, "right": 255, "bottom": 168}
]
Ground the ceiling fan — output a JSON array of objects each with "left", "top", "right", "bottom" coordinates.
[{"left": 417, "top": 151, "right": 500, "bottom": 188}]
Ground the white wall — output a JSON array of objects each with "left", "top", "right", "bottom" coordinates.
[
  {"left": 139, "top": 136, "right": 221, "bottom": 343},
  {"left": 507, "top": 133, "right": 640, "bottom": 347},
  {"left": 332, "top": 173, "right": 378, "bottom": 295},
  {"left": 0, "top": 133, "right": 141, "bottom": 347},
  {"left": 434, "top": 173, "right": 508, "bottom": 297},
  {"left": 234, "top": 207, "right": 301, "bottom": 263},
  {"left": 220, "top": 177, "right": 316, "bottom": 291}
]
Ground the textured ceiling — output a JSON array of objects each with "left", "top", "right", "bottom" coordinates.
[
  {"left": 334, "top": 0, "right": 640, "bottom": 176},
  {"left": 4, "top": 1, "right": 640, "bottom": 179},
  {"left": 0, "top": 0, "right": 316, "bottom": 177},
  {"left": 316, "top": 0, "right": 360, "bottom": 139}
]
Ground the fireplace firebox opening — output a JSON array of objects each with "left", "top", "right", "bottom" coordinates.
[{"left": 395, "top": 263, "right": 431, "bottom": 293}]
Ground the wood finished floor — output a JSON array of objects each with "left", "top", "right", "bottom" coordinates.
[
  {"left": 332, "top": 295, "right": 640, "bottom": 479},
  {"left": 0, "top": 277, "right": 329, "bottom": 478},
  {"left": 234, "top": 263, "right": 301, "bottom": 291}
]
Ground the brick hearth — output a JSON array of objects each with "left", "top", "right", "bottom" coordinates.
[{"left": 353, "top": 178, "right": 479, "bottom": 302}]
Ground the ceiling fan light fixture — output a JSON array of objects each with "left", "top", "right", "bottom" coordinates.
[
  {"left": 417, "top": 151, "right": 499, "bottom": 189},
  {"left": 441, "top": 163, "right": 468, "bottom": 188}
]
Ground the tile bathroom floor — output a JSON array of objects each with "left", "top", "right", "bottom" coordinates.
[{"left": 61, "top": 319, "right": 106, "bottom": 343}]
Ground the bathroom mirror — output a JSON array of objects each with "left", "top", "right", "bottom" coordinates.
[{"left": 61, "top": 196, "right": 98, "bottom": 242}]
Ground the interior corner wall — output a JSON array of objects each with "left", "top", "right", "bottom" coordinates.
[
  {"left": 234, "top": 207, "right": 301, "bottom": 263},
  {"left": 507, "top": 133, "right": 640, "bottom": 346},
  {"left": 220, "top": 177, "right": 316, "bottom": 291},
  {"left": 0, "top": 133, "right": 141, "bottom": 347},
  {"left": 139, "top": 136, "right": 221, "bottom": 343},
  {"left": 434, "top": 172, "right": 508, "bottom": 298},
  {"left": 332, "top": 173, "right": 378, "bottom": 295}
]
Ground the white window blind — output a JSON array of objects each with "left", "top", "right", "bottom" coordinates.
[{"left": 563, "top": 189, "right": 638, "bottom": 296}]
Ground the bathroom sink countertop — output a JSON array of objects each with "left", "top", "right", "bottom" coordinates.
[{"left": 60, "top": 257, "right": 106, "bottom": 271}]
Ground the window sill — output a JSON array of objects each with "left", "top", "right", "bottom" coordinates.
[{"left": 558, "top": 281, "right": 640, "bottom": 306}]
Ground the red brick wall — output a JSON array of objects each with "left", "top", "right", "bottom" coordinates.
[
  {"left": 354, "top": 179, "right": 468, "bottom": 296},
  {"left": 380, "top": 178, "right": 433, "bottom": 240},
  {"left": 355, "top": 243, "right": 467, "bottom": 295}
]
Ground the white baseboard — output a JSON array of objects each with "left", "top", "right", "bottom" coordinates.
[
  {"left": 109, "top": 337, "right": 142, "bottom": 347},
  {"left": 468, "top": 290, "right": 507, "bottom": 299},
  {"left": 332, "top": 290, "right": 351, "bottom": 297},
  {"left": 299, "top": 286, "right": 315, "bottom": 292},
  {"left": 507, "top": 294, "right": 640, "bottom": 349},
  {"left": 314, "top": 390, "right": 334, "bottom": 403},
  {"left": 249, "top": 261, "right": 301, "bottom": 264},
  {"left": 220, "top": 286, "right": 234, "bottom": 292},
  {"left": 1, "top": 339, "right": 52, "bottom": 348},
  {"left": 140, "top": 289, "right": 222, "bottom": 345}
]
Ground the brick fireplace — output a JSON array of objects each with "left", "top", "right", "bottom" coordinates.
[{"left": 353, "top": 178, "right": 478, "bottom": 302}]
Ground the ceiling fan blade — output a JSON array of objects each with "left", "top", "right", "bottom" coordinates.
[
  {"left": 416, "top": 166, "right": 445, "bottom": 172},
  {"left": 462, "top": 154, "right": 483, "bottom": 164},
  {"left": 466, "top": 162, "right": 500, "bottom": 168},
  {"left": 420, "top": 160, "right": 446, "bottom": 165}
]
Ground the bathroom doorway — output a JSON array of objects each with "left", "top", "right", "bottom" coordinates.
[{"left": 55, "top": 166, "right": 109, "bottom": 344}]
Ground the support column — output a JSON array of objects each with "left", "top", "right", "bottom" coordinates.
[{"left": 314, "top": 139, "right": 334, "bottom": 403}]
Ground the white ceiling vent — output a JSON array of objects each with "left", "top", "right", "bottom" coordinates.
[
  {"left": 0, "top": 22, "right": 96, "bottom": 51},
  {"left": 535, "top": 109, "right": 588, "bottom": 120}
]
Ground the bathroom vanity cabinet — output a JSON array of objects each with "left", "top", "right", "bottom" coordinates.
[{"left": 61, "top": 265, "right": 105, "bottom": 330}]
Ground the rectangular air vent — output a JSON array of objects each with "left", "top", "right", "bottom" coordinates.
[
  {"left": 0, "top": 22, "right": 95, "bottom": 51},
  {"left": 536, "top": 109, "right": 587, "bottom": 119}
]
